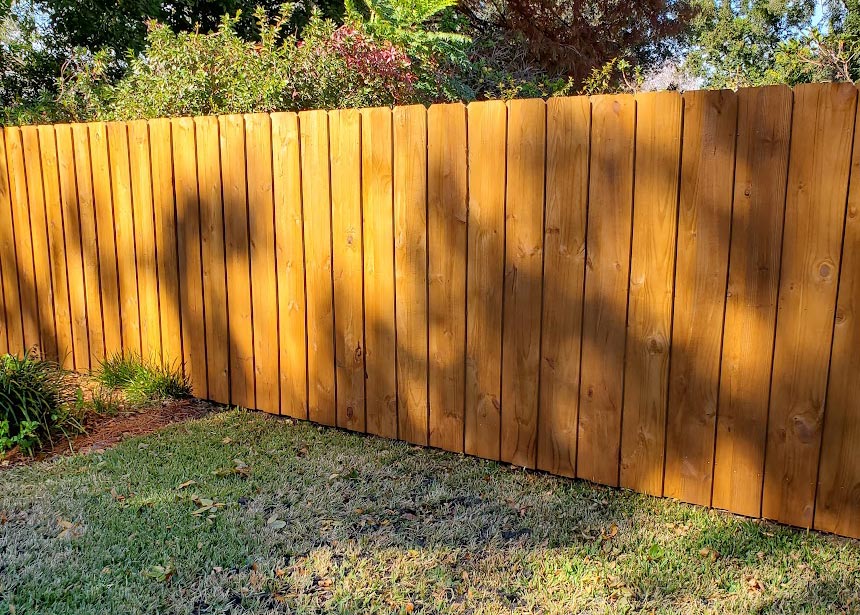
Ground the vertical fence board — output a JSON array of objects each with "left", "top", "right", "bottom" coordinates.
[
  {"left": 0, "top": 214, "right": 4, "bottom": 354},
  {"left": 38, "top": 126, "right": 75, "bottom": 369},
  {"left": 330, "top": 109, "right": 366, "bottom": 431},
  {"left": 194, "top": 117, "right": 229, "bottom": 404},
  {"left": 465, "top": 100, "right": 506, "bottom": 461},
  {"left": 664, "top": 90, "right": 737, "bottom": 507},
  {"left": 0, "top": 130, "right": 4, "bottom": 355},
  {"left": 763, "top": 82, "right": 857, "bottom": 528},
  {"left": 246, "top": 113, "right": 280, "bottom": 415},
  {"left": 172, "top": 118, "right": 208, "bottom": 398},
  {"left": 148, "top": 119, "right": 182, "bottom": 368},
  {"left": 5, "top": 128, "right": 39, "bottom": 353},
  {"left": 0, "top": 130, "right": 22, "bottom": 355},
  {"left": 815, "top": 90, "right": 860, "bottom": 539},
  {"left": 72, "top": 124, "right": 105, "bottom": 364},
  {"left": 55, "top": 125, "right": 90, "bottom": 370},
  {"left": 501, "top": 98, "right": 546, "bottom": 469},
  {"left": 538, "top": 96, "right": 590, "bottom": 477},
  {"left": 362, "top": 107, "right": 398, "bottom": 439},
  {"left": 577, "top": 95, "right": 636, "bottom": 486},
  {"left": 712, "top": 86, "right": 792, "bottom": 517},
  {"left": 21, "top": 126, "right": 58, "bottom": 361},
  {"left": 128, "top": 121, "right": 162, "bottom": 365},
  {"left": 393, "top": 105, "right": 429, "bottom": 446},
  {"left": 428, "top": 103, "right": 467, "bottom": 452},
  {"left": 272, "top": 112, "right": 308, "bottom": 420},
  {"left": 89, "top": 123, "right": 122, "bottom": 358},
  {"left": 219, "top": 114, "right": 255, "bottom": 410},
  {"left": 619, "top": 91, "right": 682, "bottom": 496},
  {"left": 299, "top": 110, "right": 336, "bottom": 426},
  {"left": 106, "top": 123, "right": 142, "bottom": 358}
]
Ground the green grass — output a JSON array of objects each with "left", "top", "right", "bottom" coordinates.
[
  {"left": 93, "top": 354, "right": 191, "bottom": 406},
  {"left": 1, "top": 409, "right": 858, "bottom": 614}
]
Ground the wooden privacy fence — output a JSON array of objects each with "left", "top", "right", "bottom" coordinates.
[{"left": 1, "top": 82, "right": 860, "bottom": 538}]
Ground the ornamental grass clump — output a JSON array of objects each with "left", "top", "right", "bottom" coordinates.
[
  {"left": 0, "top": 351, "right": 79, "bottom": 454},
  {"left": 94, "top": 353, "right": 191, "bottom": 407}
]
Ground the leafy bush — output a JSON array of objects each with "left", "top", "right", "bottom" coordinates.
[
  {"left": 94, "top": 354, "right": 191, "bottom": 406},
  {"left": 58, "top": 7, "right": 428, "bottom": 122},
  {"left": 0, "top": 351, "right": 79, "bottom": 454}
]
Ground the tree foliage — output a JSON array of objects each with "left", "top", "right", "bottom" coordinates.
[
  {"left": 685, "top": 0, "right": 860, "bottom": 88},
  {"left": 458, "top": 0, "right": 696, "bottom": 80}
]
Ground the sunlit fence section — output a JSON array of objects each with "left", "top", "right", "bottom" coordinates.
[{"left": 1, "top": 82, "right": 859, "bottom": 538}]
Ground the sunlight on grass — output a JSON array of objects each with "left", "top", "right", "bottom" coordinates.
[{"left": 0, "top": 409, "right": 857, "bottom": 614}]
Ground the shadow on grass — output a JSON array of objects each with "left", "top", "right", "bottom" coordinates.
[{"left": 0, "top": 409, "right": 857, "bottom": 614}]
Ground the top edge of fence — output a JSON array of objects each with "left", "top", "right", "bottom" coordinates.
[{"left": 1, "top": 81, "right": 858, "bottom": 131}]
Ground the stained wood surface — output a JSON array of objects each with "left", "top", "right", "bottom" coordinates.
[
  {"left": 465, "top": 100, "right": 506, "bottom": 461},
  {"left": 763, "top": 82, "right": 857, "bottom": 528},
  {"left": 21, "top": 126, "right": 58, "bottom": 362},
  {"left": 330, "top": 109, "right": 366, "bottom": 431},
  {"left": 299, "top": 110, "right": 336, "bottom": 426},
  {"left": 89, "top": 123, "right": 122, "bottom": 358},
  {"left": 55, "top": 125, "right": 90, "bottom": 370},
  {"left": 2, "top": 90, "right": 860, "bottom": 538},
  {"left": 577, "top": 95, "right": 635, "bottom": 486},
  {"left": 815, "top": 97, "right": 860, "bottom": 538},
  {"left": 712, "top": 86, "right": 792, "bottom": 517},
  {"left": 37, "top": 126, "right": 74, "bottom": 369},
  {"left": 427, "top": 103, "right": 467, "bottom": 453},
  {"left": 393, "top": 105, "right": 429, "bottom": 446},
  {"left": 501, "top": 98, "right": 546, "bottom": 469},
  {"left": 219, "top": 114, "right": 255, "bottom": 410},
  {"left": 246, "top": 113, "right": 280, "bottom": 414},
  {"left": 663, "top": 89, "right": 737, "bottom": 507},
  {"left": 171, "top": 117, "right": 207, "bottom": 398},
  {"left": 194, "top": 116, "right": 229, "bottom": 404},
  {"left": 538, "top": 96, "right": 590, "bottom": 477},
  {"left": 128, "top": 121, "right": 162, "bottom": 366},
  {"left": 362, "top": 107, "right": 398, "bottom": 439},
  {"left": 620, "top": 91, "right": 682, "bottom": 496},
  {"left": 5, "top": 127, "right": 40, "bottom": 353},
  {"left": 106, "top": 122, "right": 142, "bottom": 358},
  {"left": 148, "top": 119, "right": 182, "bottom": 368},
  {"left": 271, "top": 112, "right": 308, "bottom": 420},
  {"left": 71, "top": 124, "right": 105, "bottom": 365},
  {"left": 0, "top": 130, "right": 22, "bottom": 355}
]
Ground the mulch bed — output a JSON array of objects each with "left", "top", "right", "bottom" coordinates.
[{"left": 1, "top": 398, "right": 213, "bottom": 468}]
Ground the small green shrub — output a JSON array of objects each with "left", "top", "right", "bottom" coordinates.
[
  {"left": 94, "top": 354, "right": 191, "bottom": 406},
  {"left": 0, "top": 351, "right": 79, "bottom": 454}
]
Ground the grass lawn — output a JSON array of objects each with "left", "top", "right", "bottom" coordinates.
[{"left": 1, "top": 408, "right": 858, "bottom": 614}]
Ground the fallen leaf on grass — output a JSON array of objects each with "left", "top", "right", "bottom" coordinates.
[
  {"left": 56, "top": 518, "right": 83, "bottom": 540},
  {"left": 190, "top": 495, "right": 225, "bottom": 522},
  {"left": 142, "top": 563, "right": 175, "bottom": 582},
  {"left": 602, "top": 523, "right": 619, "bottom": 540},
  {"left": 177, "top": 480, "right": 196, "bottom": 490},
  {"left": 744, "top": 574, "right": 765, "bottom": 593},
  {"left": 267, "top": 515, "right": 287, "bottom": 530},
  {"left": 212, "top": 459, "right": 250, "bottom": 478},
  {"left": 699, "top": 547, "right": 720, "bottom": 561}
]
